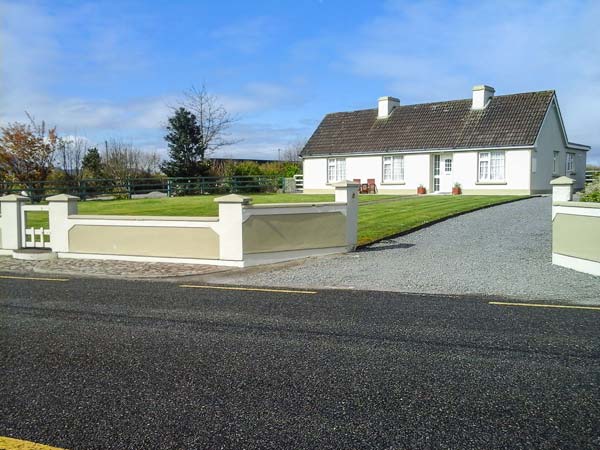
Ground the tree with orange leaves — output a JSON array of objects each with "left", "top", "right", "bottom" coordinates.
[{"left": 0, "top": 113, "right": 58, "bottom": 199}]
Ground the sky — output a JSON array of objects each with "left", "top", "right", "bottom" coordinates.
[{"left": 1, "top": 0, "right": 599, "bottom": 163}]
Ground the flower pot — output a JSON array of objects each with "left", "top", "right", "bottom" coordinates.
[
  {"left": 452, "top": 187, "right": 462, "bottom": 195},
  {"left": 417, "top": 187, "right": 426, "bottom": 195}
]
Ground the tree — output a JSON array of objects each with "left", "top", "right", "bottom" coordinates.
[
  {"left": 180, "top": 85, "right": 238, "bottom": 157},
  {"left": 281, "top": 138, "right": 307, "bottom": 162},
  {"left": 82, "top": 147, "right": 103, "bottom": 178},
  {"left": 55, "top": 136, "right": 86, "bottom": 180},
  {"left": 0, "top": 114, "right": 58, "bottom": 191},
  {"left": 160, "top": 107, "right": 210, "bottom": 178},
  {"left": 102, "top": 139, "right": 146, "bottom": 180}
]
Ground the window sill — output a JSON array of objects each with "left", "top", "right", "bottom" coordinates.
[
  {"left": 381, "top": 181, "right": 405, "bottom": 185},
  {"left": 475, "top": 181, "right": 507, "bottom": 185}
]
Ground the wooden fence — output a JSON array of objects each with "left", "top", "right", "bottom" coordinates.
[{"left": 585, "top": 170, "right": 600, "bottom": 184}]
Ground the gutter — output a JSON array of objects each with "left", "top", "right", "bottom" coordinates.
[{"left": 302, "top": 145, "right": 535, "bottom": 159}]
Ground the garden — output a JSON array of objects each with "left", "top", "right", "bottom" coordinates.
[{"left": 25, "top": 194, "right": 526, "bottom": 247}]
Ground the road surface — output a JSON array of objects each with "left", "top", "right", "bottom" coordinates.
[{"left": 1, "top": 274, "right": 599, "bottom": 449}]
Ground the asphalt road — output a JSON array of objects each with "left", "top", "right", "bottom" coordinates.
[{"left": 1, "top": 274, "right": 599, "bottom": 450}]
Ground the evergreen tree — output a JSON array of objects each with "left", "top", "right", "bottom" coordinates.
[
  {"left": 161, "top": 108, "right": 209, "bottom": 177},
  {"left": 82, "top": 147, "right": 103, "bottom": 178}
]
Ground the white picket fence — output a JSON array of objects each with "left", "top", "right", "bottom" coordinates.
[
  {"left": 21, "top": 205, "right": 51, "bottom": 249},
  {"left": 294, "top": 174, "right": 304, "bottom": 192}
]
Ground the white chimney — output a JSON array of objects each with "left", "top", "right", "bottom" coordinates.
[
  {"left": 378, "top": 96, "right": 400, "bottom": 119},
  {"left": 472, "top": 85, "right": 495, "bottom": 109}
]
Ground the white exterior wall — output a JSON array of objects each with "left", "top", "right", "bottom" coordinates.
[
  {"left": 302, "top": 157, "right": 329, "bottom": 192},
  {"left": 303, "top": 150, "right": 530, "bottom": 194},
  {"left": 533, "top": 102, "right": 587, "bottom": 192},
  {"left": 303, "top": 154, "right": 430, "bottom": 194},
  {"left": 453, "top": 149, "right": 531, "bottom": 193},
  {"left": 573, "top": 149, "right": 587, "bottom": 189}
]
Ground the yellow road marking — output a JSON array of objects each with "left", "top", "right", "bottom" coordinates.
[
  {"left": 0, "top": 436, "right": 67, "bottom": 450},
  {"left": 0, "top": 275, "right": 69, "bottom": 282},
  {"left": 489, "top": 301, "right": 600, "bottom": 311},
  {"left": 180, "top": 284, "right": 317, "bottom": 294}
]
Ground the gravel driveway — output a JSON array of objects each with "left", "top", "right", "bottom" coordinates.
[{"left": 214, "top": 196, "right": 600, "bottom": 305}]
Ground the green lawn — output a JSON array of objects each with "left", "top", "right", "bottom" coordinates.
[
  {"left": 356, "top": 195, "right": 524, "bottom": 245},
  {"left": 24, "top": 193, "right": 527, "bottom": 246}
]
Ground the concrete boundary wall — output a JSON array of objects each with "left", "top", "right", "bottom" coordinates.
[
  {"left": 0, "top": 182, "right": 359, "bottom": 267},
  {"left": 550, "top": 177, "right": 600, "bottom": 276}
]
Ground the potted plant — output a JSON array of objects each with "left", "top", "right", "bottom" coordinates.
[
  {"left": 417, "top": 184, "right": 426, "bottom": 195},
  {"left": 452, "top": 182, "right": 462, "bottom": 195}
]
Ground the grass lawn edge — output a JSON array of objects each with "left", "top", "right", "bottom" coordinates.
[{"left": 356, "top": 195, "right": 537, "bottom": 248}]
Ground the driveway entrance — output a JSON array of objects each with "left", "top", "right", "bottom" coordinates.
[{"left": 212, "top": 197, "right": 600, "bottom": 304}]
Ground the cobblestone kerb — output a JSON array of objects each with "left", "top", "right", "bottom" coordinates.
[{"left": 0, "top": 257, "right": 228, "bottom": 279}]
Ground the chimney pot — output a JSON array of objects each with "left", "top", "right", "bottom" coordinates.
[
  {"left": 472, "top": 85, "right": 495, "bottom": 109},
  {"left": 378, "top": 96, "right": 400, "bottom": 119}
]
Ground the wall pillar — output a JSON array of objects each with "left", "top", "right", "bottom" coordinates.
[
  {"left": 0, "top": 194, "right": 29, "bottom": 250},
  {"left": 215, "top": 194, "right": 251, "bottom": 261},
  {"left": 47, "top": 194, "right": 79, "bottom": 252},
  {"left": 550, "top": 176, "right": 575, "bottom": 202},
  {"left": 333, "top": 180, "right": 360, "bottom": 250}
]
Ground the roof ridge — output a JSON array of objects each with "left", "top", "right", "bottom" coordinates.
[
  {"left": 302, "top": 90, "right": 561, "bottom": 156},
  {"left": 325, "top": 90, "right": 555, "bottom": 116}
]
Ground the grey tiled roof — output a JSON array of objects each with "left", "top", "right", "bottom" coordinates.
[{"left": 301, "top": 90, "right": 555, "bottom": 156}]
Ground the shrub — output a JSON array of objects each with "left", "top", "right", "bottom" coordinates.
[{"left": 581, "top": 177, "right": 600, "bottom": 202}]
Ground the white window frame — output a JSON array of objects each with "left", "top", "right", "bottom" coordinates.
[
  {"left": 553, "top": 151, "right": 560, "bottom": 175},
  {"left": 566, "top": 152, "right": 575, "bottom": 174},
  {"left": 444, "top": 158, "right": 452, "bottom": 174},
  {"left": 478, "top": 151, "right": 505, "bottom": 182},
  {"left": 327, "top": 158, "right": 346, "bottom": 183},
  {"left": 382, "top": 155, "right": 404, "bottom": 183}
]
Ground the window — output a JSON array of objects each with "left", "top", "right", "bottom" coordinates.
[
  {"left": 478, "top": 151, "right": 505, "bottom": 182},
  {"left": 566, "top": 152, "right": 575, "bottom": 173},
  {"left": 553, "top": 151, "right": 559, "bottom": 174},
  {"left": 532, "top": 154, "right": 537, "bottom": 173},
  {"left": 383, "top": 155, "right": 404, "bottom": 182},
  {"left": 444, "top": 158, "right": 452, "bottom": 173},
  {"left": 433, "top": 155, "right": 441, "bottom": 191},
  {"left": 327, "top": 158, "right": 346, "bottom": 183}
]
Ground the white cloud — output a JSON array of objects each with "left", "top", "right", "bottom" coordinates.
[
  {"left": 0, "top": 1, "right": 305, "bottom": 157},
  {"left": 212, "top": 122, "right": 311, "bottom": 160},
  {"left": 344, "top": 0, "right": 600, "bottom": 162}
]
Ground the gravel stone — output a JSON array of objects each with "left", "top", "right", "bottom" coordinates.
[{"left": 216, "top": 196, "right": 600, "bottom": 304}]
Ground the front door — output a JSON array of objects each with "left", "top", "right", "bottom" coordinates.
[
  {"left": 432, "top": 154, "right": 453, "bottom": 193},
  {"left": 441, "top": 154, "right": 453, "bottom": 192}
]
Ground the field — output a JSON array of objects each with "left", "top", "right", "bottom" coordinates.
[{"left": 25, "top": 194, "right": 527, "bottom": 246}]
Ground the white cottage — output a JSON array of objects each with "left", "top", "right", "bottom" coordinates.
[{"left": 301, "top": 86, "right": 589, "bottom": 195}]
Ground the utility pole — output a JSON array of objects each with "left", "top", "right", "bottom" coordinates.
[{"left": 278, "top": 148, "right": 281, "bottom": 161}]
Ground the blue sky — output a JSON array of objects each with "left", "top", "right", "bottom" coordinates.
[{"left": 1, "top": 0, "right": 599, "bottom": 163}]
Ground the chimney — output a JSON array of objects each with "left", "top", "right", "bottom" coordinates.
[
  {"left": 378, "top": 96, "right": 400, "bottom": 119},
  {"left": 472, "top": 85, "right": 495, "bottom": 109}
]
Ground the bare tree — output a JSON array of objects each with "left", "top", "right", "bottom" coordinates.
[
  {"left": 55, "top": 136, "right": 86, "bottom": 180},
  {"left": 102, "top": 139, "right": 162, "bottom": 180},
  {"left": 102, "top": 139, "right": 142, "bottom": 180},
  {"left": 180, "top": 85, "right": 239, "bottom": 158},
  {"left": 281, "top": 137, "right": 307, "bottom": 162},
  {"left": 138, "top": 150, "right": 162, "bottom": 176}
]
